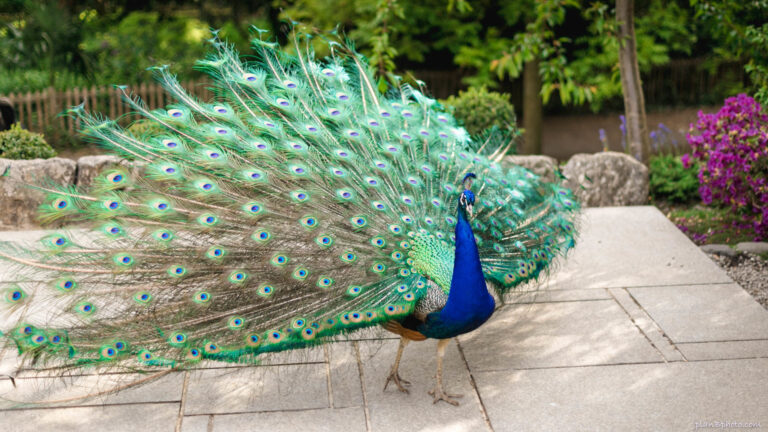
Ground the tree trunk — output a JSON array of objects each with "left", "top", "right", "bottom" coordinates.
[
  {"left": 522, "top": 59, "right": 543, "bottom": 155},
  {"left": 616, "top": 0, "right": 650, "bottom": 163}
]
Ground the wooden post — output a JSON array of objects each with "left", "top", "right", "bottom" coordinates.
[
  {"left": 156, "top": 82, "right": 164, "bottom": 109},
  {"left": 51, "top": 87, "right": 57, "bottom": 130},
  {"left": 90, "top": 86, "right": 98, "bottom": 114},
  {"left": 616, "top": 0, "right": 650, "bottom": 163},
  {"left": 116, "top": 87, "right": 123, "bottom": 118},
  {"left": 148, "top": 82, "right": 156, "bottom": 109},
  {"left": 66, "top": 88, "right": 74, "bottom": 134},
  {"left": 36, "top": 89, "right": 42, "bottom": 132},
  {"left": 8, "top": 92, "right": 19, "bottom": 127}
]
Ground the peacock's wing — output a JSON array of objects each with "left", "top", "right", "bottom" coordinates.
[
  {"left": 0, "top": 29, "right": 577, "bottom": 374},
  {"left": 408, "top": 231, "right": 454, "bottom": 293}
]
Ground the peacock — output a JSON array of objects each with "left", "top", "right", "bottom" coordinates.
[{"left": 0, "top": 27, "right": 579, "bottom": 406}]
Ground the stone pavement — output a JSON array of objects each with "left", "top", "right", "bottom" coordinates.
[{"left": 0, "top": 206, "right": 766, "bottom": 432}]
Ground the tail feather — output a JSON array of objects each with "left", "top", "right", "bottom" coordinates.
[{"left": 0, "top": 27, "right": 578, "bottom": 378}]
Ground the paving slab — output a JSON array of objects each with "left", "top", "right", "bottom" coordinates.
[
  {"left": 547, "top": 206, "right": 732, "bottom": 289},
  {"left": 184, "top": 364, "right": 329, "bottom": 415},
  {"left": 327, "top": 343, "right": 364, "bottom": 408},
  {"left": 676, "top": 340, "right": 768, "bottom": 361},
  {"left": 205, "top": 407, "right": 367, "bottom": 432},
  {"left": 0, "top": 402, "right": 180, "bottom": 432},
  {"left": 608, "top": 287, "right": 684, "bottom": 361},
  {"left": 459, "top": 300, "right": 662, "bottom": 371},
  {"left": 505, "top": 287, "right": 613, "bottom": 304},
  {"left": 629, "top": 284, "right": 768, "bottom": 343},
  {"left": 358, "top": 338, "right": 489, "bottom": 432},
  {"left": 0, "top": 206, "right": 766, "bottom": 431},
  {"left": 475, "top": 358, "right": 768, "bottom": 432},
  {"left": 180, "top": 414, "right": 211, "bottom": 432},
  {"left": 0, "top": 370, "right": 183, "bottom": 407}
]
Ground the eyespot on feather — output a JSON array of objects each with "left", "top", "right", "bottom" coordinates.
[
  {"left": 228, "top": 316, "right": 245, "bottom": 329},
  {"left": 316, "top": 276, "right": 334, "bottom": 288},
  {"left": 314, "top": 234, "right": 333, "bottom": 248},
  {"left": 252, "top": 229, "right": 271, "bottom": 244},
  {"left": 257, "top": 284, "right": 275, "bottom": 298},
  {"left": 3, "top": 286, "right": 27, "bottom": 304}
]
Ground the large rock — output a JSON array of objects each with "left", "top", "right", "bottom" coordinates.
[
  {"left": 0, "top": 158, "right": 76, "bottom": 229},
  {"left": 502, "top": 155, "right": 558, "bottom": 182},
  {"left": 562, "top": 151, "right": 648, "bottom": 207}
]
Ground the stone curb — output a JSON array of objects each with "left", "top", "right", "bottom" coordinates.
[{"left": 701, "top": 242, "right": 768, "bottom": 257}]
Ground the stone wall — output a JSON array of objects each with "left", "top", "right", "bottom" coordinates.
[
  {"left": 0, "top": 152, "right": 649, "bottom": 230},
  {"left": 0, "top": 156, "right": 122, "bottom": 230},
  {"left": 0, "top": 158, "right": 76, "bottom": 229}
]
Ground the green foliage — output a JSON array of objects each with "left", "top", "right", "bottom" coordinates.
[
  {"left": 571, "top": 0, "right": 696, "bottom": 110},
  {"left": 0, "top": 68, "right": 90, "bottom": 94},
  {"left": 126, "top": 119, "right": 164, "bottom": 139},
  {"left": 80, "top": 12, "right": 211, "bottom": 84},
  {"left": 0, "top": 0, "right": 755, "bottom": 114},
  {"left": 279, "top": 0, "right": 478, "bottom": 76},
  {"left": 0, "top": 0, "right": 90, "bottom": 89},
  {"left": 485, "top": 0, "right": 596, "bottom": 106},
  {"left": 692, "top": 0, "right": 768, "bottom": 105},
  {"left": 0, "top": 4, "right": 260, "bottom": 92},
  {"left": 0, "top": 1, "right": 87, "bottom": 71},
  {"left": 443, "top": 87, "right": 518, "bottom": 136},
  {"left": 648, "top": 154, "right": 700, "bottom": 203},
  {"left": 669, "top": 206, "right": 756, "bottom": 245},
  {"left": 0, "top": 124, "right": 56, "bottom": 160}
]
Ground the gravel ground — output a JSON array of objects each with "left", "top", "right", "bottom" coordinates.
[{"left": 707, "top": 253, "right": 768, "bottom": 309}]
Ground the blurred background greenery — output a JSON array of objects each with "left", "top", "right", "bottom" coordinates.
[
  {"left": 1, "top": 0, "right": 762, "bottom": 105},
  {"left": 0, "top": 0, "right": 765, "bottom": 159}
]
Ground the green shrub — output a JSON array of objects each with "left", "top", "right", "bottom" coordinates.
[
  {"left": 444, "top": 86, "right": 518, "bottom": 136},
  {"left": 0, "top": 124, "right": 57, "bottom": 160},
  {"left": 649, "top": 153, "right": 699, "bottom": 203},
  {"left": 127, "top": 119, "right": 164, "bottom": 138}
]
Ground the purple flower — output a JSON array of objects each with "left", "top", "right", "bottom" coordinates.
[
  {"left": 686, "top": 94, "right": 768, "bottom": 240},
  {"left": 681, "top": 154, "right": 691, "bottom": 168}
]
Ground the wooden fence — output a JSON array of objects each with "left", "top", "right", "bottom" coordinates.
[
  {"left": 2, "top": 81, "right": 214, "bottom": 141},
  {"left": 643, "top": 58, "right": 747, "bottom": 107}
]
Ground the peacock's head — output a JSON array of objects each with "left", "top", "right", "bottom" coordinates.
[{"left": 459, "top": 173, "right": 476, "bottom": 218}]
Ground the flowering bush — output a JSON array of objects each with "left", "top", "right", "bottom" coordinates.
[{"left": 684, "top": 94, "right": 768, "bottom": 240}]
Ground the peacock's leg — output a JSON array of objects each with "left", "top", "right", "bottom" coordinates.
[
  {"left": 428, "top": 338, "right": 463, "bottom": 406},
  {"left": 383, "top": 337, "right": 411, "bottom": 393}
]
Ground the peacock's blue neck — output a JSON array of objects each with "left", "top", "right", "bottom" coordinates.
[{"left": 430, "top": 203, "right": 495, "bottom": 337}]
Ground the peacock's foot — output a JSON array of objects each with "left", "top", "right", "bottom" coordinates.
[
  {"left": 383, "top": 371, "right": 411, "bottom": 393},
  {"left": 428, "top": 387, "right": 463, "bottom": 406}
]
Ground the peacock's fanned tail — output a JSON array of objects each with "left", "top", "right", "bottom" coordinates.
[{"left": 0, "top": 28, "right": 579, "bottom": 375}]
